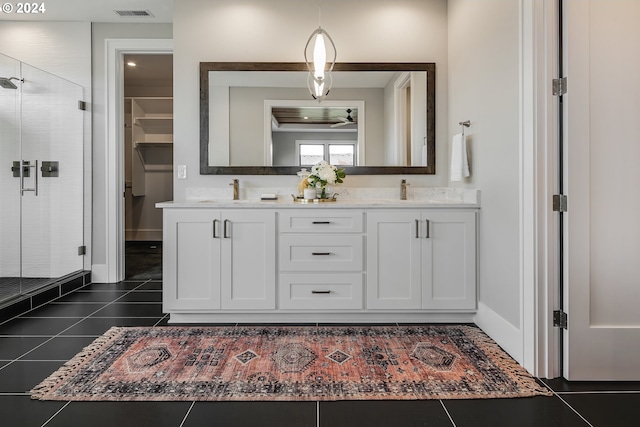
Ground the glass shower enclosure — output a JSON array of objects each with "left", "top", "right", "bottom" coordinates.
[{"left": 0, "top": 53, "right": 85, "bottom": 306}]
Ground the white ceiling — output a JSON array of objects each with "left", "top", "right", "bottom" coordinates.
[
  {"left": 124, "top": 54, "right": 173, "bottom": 87},
  {"left": 0, "top": 0, "right": 173, "bottom": 22}
]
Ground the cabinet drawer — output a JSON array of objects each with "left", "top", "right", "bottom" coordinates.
[
  {"left": 280, "top": 235, "right": 363, "bottom": 271},
  {"left": 279, "top": 210, "right": 363, "bottom": 233},
  {"left": 279, "top": 273, "right": 363, "bottom": 309}
]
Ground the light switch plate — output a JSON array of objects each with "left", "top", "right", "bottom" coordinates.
[{"left": 177, "top": 165, "right": 187, "bottom": 179}]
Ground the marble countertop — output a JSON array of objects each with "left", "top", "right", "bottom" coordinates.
[
  {"left": 156, "top": 197, "right": 480, "bottom": 209},
  {"left": 157, "top": 187, "right": 480, "bottom": 209}
]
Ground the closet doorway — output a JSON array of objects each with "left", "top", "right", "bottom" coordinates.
[{"left": 123, "top": 54, "right": 173, "bottom": 280}]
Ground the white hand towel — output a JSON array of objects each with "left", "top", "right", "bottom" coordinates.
[{"left": 450, "top": 133, "right": 470, "bottom": 182}]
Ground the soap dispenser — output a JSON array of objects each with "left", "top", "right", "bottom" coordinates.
[{"left": 297, "top": 168, "right": 310, "bottom": 198}]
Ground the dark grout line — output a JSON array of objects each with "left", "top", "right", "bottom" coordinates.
[
  {"left": 40, "top": 401, "right": 71, "bottom": 427},
  {"left": 439, "top": 400, "right": 457, "bottom": 427},
  {"left": 541, "top": 382, "right": 595, "bottom": 427},
  {"left": 153, "top": 314, "right": 169, "bottom": 327},
  {"left": 178, "top": 401, "right": 196, "bottom": 427}
]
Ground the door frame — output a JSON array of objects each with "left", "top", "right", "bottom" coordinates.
[
  {"left": 104, "top": 38, "right": 173, "bottom": 283},
  {"left": 521, "top": 0, "right": 561, "bottom": 378}
]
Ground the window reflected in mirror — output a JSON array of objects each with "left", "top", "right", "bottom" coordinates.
[{"left": 297, "top": 141, "right": 356, "bottom": 167}]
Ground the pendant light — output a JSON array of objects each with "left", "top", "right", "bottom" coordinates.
[{"left": 304, "top": 0, "right": 336, "bottom": 102}]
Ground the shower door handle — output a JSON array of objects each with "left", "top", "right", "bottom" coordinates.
[{"left": 20, "top": 160, "right": 38, "bottom": 196}]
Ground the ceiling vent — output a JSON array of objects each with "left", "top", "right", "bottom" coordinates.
[{"left": 114, "top": 10, "right": 155, "bottom": 18}]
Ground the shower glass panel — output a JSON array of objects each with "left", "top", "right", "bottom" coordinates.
[
  {"left": 0, "top": 53, "right": 84, "bottom": 304},
  {"left": 0, "top": 54, "right": 21, "bottom": 302}
]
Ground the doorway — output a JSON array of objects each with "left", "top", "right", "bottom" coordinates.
[{"left": 122, "top": 54, "right": 173, "bottom": 280}]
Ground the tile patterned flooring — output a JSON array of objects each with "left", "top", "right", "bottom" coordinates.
[{"left": 0, "top": 279, "right": 638, "bottom": 426}]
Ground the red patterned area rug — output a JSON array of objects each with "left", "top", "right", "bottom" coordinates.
[{"left": 31, "top": 325, "right": 551, "bottom": 401}]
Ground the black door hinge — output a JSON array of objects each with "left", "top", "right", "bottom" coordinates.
[
  {"left": 553, "top": 194, "right": 567, "bottom": 212},
  {"left": 553, "top": 310, "right": 568, "bottom": 329},
  {"left": 552, "top": 77, "right": 567, "bottom": 96}
]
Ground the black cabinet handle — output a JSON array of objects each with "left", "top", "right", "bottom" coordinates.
[
  {"left": 311, "top": 290, "right": 331, "bottom": 294},
  {"left": 312, "top": 221, "right": 331, "bottom": 224},
  {"left": 311, "top": 252, "right": 332, "bottom": 256}
]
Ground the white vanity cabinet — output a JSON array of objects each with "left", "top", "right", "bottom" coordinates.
[
  {"left": 366, "top": 210, "right": 477, "bottom": 311},
  {"left": 162, "top": 208, "right": 276, "bottom": 311},
  {"left": 278, "top": 210, "right": 364, "bottom": 310},
  {"left": 158, "top": 201, "right": 478, "bottom": 323}
]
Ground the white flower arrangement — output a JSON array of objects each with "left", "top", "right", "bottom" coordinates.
[{"left": 301, "top": 160, "right": 346, "bottom": 198}]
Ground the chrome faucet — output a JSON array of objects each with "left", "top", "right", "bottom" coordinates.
[
  {"left": 400, "top": 179, "right": 409, "bottom": 200},
  {"left": 230, "top": 179, "right": 239, "bottom": 200}
]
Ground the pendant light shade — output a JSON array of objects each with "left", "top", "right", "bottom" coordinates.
[{"left": 304, "top": 27, "right": 337, "bottom": 101}]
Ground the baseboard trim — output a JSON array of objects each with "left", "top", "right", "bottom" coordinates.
[
  {"left": 474, "top": 302, "right": 523, "bottom": 364},
  {"left": 91, "top": 264, "right": 108, "bottom": 283},
  {"left": 168, "top": 312, "right": 477, "bottom": 324}
]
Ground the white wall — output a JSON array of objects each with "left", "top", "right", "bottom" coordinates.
[
  {"left": 173, "top": 0, "right": 449, "bottom": 194},
  {"left": 0, "top": 22, "right": 91, "bottom": 87},
  {"left": 448, "top": 0, "right": 522, "bottom": 358}
]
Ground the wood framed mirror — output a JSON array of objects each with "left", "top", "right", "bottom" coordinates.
[{"left": 200, "top": 62, "right": 435, "bottom": 175}]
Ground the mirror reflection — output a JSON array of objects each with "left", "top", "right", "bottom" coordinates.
[{"left": 200, "top": 63, "right": 435, "bottom": 175}]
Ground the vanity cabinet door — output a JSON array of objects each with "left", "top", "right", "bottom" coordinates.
[
  {"left": 421, "top": 210, "right": 477, "bottom": 310},
  {"left": 163, "top": 209, "right": 221, "bottom": 310},
  {"left": 366, "top": 209, "right": 478, "bottom": 311},
  {"left": 366, "top": 211, "right": 422, "bottom": 309},
  {"left": 220, "top": 210, "right": 276, "bottom": 310}
]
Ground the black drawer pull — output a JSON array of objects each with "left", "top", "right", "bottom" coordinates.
[
  {"left": 312, "top": 252, "right": 332, "bottom": 256},
  {"left": 312, "top": 290, "right": 332, "bottom": 294},
  {"left": 312, "top": 221, "right": 331, "bottom": 224}
]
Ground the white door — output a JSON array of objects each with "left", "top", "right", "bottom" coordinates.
[{"left": 564, "top": 0, "right": 640, "bottom": 380}]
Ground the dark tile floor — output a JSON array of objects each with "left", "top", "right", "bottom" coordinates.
[{"left": 0, "top": 279, "right": 639, "bottom": 427}]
